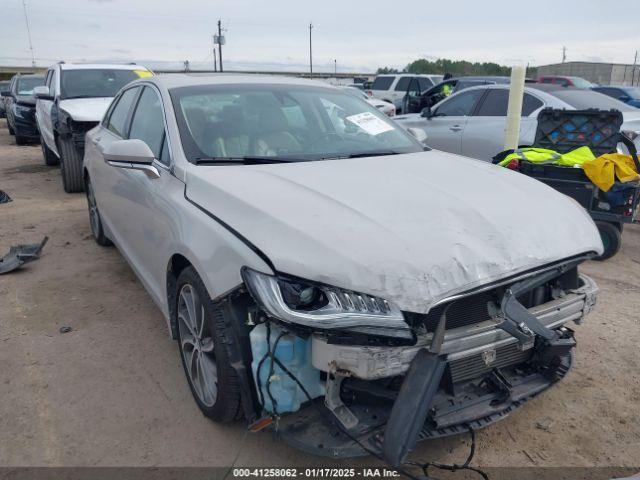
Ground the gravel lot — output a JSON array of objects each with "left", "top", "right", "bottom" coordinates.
[{"left": 0, "top": 118, "right": 639, "bottom": 476}]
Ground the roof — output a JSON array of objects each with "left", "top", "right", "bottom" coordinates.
[
  {"left": 57, "top": 63, "right": 149, "bottom": 71},
  {"left": 148, "top": 73, "right": 334, "bottom": 90}
]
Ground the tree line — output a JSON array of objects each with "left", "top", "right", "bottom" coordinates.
[{"left": 378, "top": 58, "right": 537, "bottom": 77}]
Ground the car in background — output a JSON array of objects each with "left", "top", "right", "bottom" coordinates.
[
  {"left": 395, "top": 83, "right": 640, "bottom": 161},
  {"left": 537, "top": 75, "right": 594, "bottom": 88},
  {"left": 1, "top": 74, "right": 45, "bottom": 145},
  {"left": 401, "top": 76, "right": 537, "bottom": 115},
  {"left": 592, "top": 85, "right": 640, "bottom": 108},
  {"left": 83, "top": 74, "right": 600, "bottom": 462},
  {"left": 341, "top": 86, "right": 395, "bottom": 116},
  {"left": 0, "top": 80, "right": 10, "bottom": 118},
  {"left": 368, "top": 74, "right": 443, "bottom": 105},
  {"left": 34, "top": 62, "right": 152, "bottom": 193}
]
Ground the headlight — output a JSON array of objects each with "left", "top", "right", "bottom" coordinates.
[
  {"left": 242, "top": 268, "right": 412, "bottom": 340},
  {"left": 15, "top": 104, "right": 31, "bottom": 117}
]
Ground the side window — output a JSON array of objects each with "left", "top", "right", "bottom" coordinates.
[
  {"left": 107, "top": 87, "right": 139, "bottom": 137},
  {"left": 417, "top": 78, "right": 433, "bottom": 90},
  {"left": 522, "top": 93, "right": 543, "bottom": 116},
  {"left": 129, "top": 87, "right": 166, "bottom": 161},
  {"left": 435, "top": 90, "right": 484, "bottom": 117},
  {"left": 475, "top": 89, "right": 509, "bottom": 116},
  {"left": 159, "top": 135, "right": 170, "bottom": 164},
  {"left": 50, "top": 69, "right": 59, "bottom": 96},
  {"left": 394, "top": 76, "right": 412, "bottom": 92},
  {"left": 45, "top": 70, "right": 52, "bottom": 87},
  {"left": 371, "top": 76, "right": 394, "bottom": 91}
]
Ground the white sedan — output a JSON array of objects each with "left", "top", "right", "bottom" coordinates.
[
  {"left": 82, "top": 74, "right": 601, "bottom": 462},
  {"left": 341, "top": 86, "right": 396, "bottom": 116}
]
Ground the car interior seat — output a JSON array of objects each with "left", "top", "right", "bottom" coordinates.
[{"left": 250, "top": 107, "right": 301, "bottom": 156}]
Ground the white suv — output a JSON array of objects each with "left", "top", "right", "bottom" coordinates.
[
  {"left": 369, "top": 74, "right": 443, "bottom": 105},
  {"left": 34, "top": 62, "right": 151, "bottom": 193}
]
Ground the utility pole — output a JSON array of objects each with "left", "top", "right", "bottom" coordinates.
[
  {"left": 561, "top": 46, "right": 566, "bottom": 63},
  {"left": 309, "top": 23, "right": 313, "bottom": 78},
  {"left": 212, "top": 36, "right": 217, "bottom": 72},
  {"left": 21, "top": 0, "right": 36, "bottom": 67},
  {"left": 633, "top": 50, "right": 638, "bottom": 87},
  {"left": 334, "top": 59, "right": 337, "bottom": 77},
  {"left": 217, "top": 19, "right": 224, "bottom": 72}
]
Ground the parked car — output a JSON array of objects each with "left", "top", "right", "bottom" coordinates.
[
  {"left": 395, "top": 84, "right": 640, "bottom": 161},
  {"left": 592, "top": 85, "right": 640, "bottom": 108},
  {"left": 0, "top": 80, "right": 10, "bottom": 118},
  {"left": 33, "top": 62, "right": 151, "bottom": 193},
  {"left": 402, "top": 76, "right": 534, "bottom": 115},
  {"left": 368, "top": 74, "right": 443, "bottom": 105},
  {"left": 537, "top": 75, "right": 594, "bottom": 88},
  {"left": 341, "top": 86, "right": 396, "bottom": 116},
  {"left": 83, "top": 74, "right": 601, "bottom": 463},
  {"left": 1, "top": 74, "right": 45, "bottom": 145}
]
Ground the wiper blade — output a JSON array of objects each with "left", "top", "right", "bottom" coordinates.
[
  {"left": 194, "top": 156, "right": 297, "bottom": 165},
  {"left": 324, "top": 150, "right": 401, "bottom": 160}
]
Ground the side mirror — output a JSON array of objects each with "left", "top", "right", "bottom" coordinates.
[
  {"left": 1, "top": 91, "right": 10, "bottom": 98},
  {"left": 33, "top": 86, "right": 53, "bottom": 100},
  {"left": 406, "top": 127, "right": 428, "bottom": 144},
  {"left": 420, "top": 106, "right": 433, "bottom": 119},
  {"left": 103, "top": 139, "right": 159, "bottom": 178},
  {"left": 619, "top": 95, "right": 631, "bottom": 103}
]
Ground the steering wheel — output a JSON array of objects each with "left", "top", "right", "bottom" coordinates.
[{"left": 307, "top": 132, "right": 344, "bottom": 150}]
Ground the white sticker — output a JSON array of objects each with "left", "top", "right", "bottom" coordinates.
[{"left": 346, "top": 112, "right": 394, "bottom": 136}]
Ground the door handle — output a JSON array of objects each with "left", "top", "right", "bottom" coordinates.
[{"left": 449, "top": 125, "right": 462, "bottom": 132}]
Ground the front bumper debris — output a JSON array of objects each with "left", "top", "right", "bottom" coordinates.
[
  {"left": 0, "top": 236, "right": 48, "bottom": 274},
  {"left": 273, "top": 270, "right": 595, "bottom": 460}
]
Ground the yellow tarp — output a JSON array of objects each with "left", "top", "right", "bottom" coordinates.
[{"left": 582, "top": 153, "right": 640, "bottom": 192}]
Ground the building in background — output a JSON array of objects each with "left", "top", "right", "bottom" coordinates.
[{"left": 537, "top": 61, "right": 640, "bottom": 86}]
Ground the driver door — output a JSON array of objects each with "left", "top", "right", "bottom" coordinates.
[{"left": 420, "top": 89, "right": 485, "bottom": 155}]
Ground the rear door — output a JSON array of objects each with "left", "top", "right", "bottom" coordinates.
[
  {"left": 422, "top": 89, "right": 485, "bottom": 154},
  {"left": 460, "top": 89, "right": 544, "bottom": 160}
]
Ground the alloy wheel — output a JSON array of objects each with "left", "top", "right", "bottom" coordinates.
[
  {"left": 87, "top": 182, "right": 100, "bottom": 238},
  {"left": 178, "top": 284, "right": 218, "bottom": 407}
]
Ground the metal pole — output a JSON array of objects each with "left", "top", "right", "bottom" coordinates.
[
  {"left": 334, "top": 59, "right": 337, "bottom": 76},
  {"left": 213, "top": 48, "right": 217, "bottom": 72},
  {"left": 22, "top": 0, "right": 36, "bottom": 67},
  {"left": 504, "top": 65, "right": 526, "bottom": 151},
  {"left": 309, "top": 23, "right": 313, "bottom": 78},
  {"left": 218, "top": 19, "right": 223, "bottom": 72}
]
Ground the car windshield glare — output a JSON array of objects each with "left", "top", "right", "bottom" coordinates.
[
  {"left": 61, "top": 69, "right": 141, "bottom": 99},
  {"left": 170, "top": 83, "right": 421, "bottom": 163}
]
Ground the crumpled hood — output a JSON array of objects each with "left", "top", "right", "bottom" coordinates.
[
  {"left": 186, "top": 151, "right": 603, "bottom": 313},
  {"left": 59, "top": 97, "right": 113, "bottom": 122},
  {"left": 16, "top": 95, "right": 36, "bottom": 106}
]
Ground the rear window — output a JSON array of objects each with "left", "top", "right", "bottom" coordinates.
[
  {"left": 551, "top": 89, "right": 635, "bottom": 112},
  {"left": 394, "top": 77, "right": 412, "bottom": 91},
  {"left": 371, "top": 76, "right": 394, "bottom": 91}
]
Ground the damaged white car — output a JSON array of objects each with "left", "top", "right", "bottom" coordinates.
[{"left": 83, "top": 75, "right": 603, "bottom": 465}]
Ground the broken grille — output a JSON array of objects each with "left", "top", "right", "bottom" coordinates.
[{"left": 448, "top": 342, "right": 533, "bottom": 384}]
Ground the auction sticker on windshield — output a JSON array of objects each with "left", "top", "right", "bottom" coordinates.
[{"left": 346, "top": 112, "right": 394, "bottom": 135}]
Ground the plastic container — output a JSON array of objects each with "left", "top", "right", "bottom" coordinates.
[{"left": 250, "top": 322, "right": 325, "bottom": 414}]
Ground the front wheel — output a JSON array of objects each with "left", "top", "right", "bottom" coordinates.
[
  {"left": 176, "top": 267, "right": 242, "bottom": 422},
  {"left": 85, "top": 177, "right": 112, "bottom": 247},
  {"left": 595, "top": 221, "right": 622, "bottom": 261},
  {"left": 59, "top": 137, "right": 84, "bottom": 193},
  {"left": 7, "top": 122, "right": 14, "bottom": 135}
]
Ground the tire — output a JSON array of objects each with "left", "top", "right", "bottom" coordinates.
[
  {"left": 41, "top": 137, "right": 59, "bottom": 166},
  {"left": 85, "top": 177, "right": 112, "bottom": 247},
  {"left": 176, "top": 267, "right": 242, "bottom": 422},
  {"left": 59, "top": 137, "right": 84, "bottom": 193},
  {"left": 7, "top": 122, "right": 14, "bottom": 135},
  {"left": 15, "top": 134, "right": 28, "bottom": 146},
  {"left": 595, "top": 221, "right": 622, "bottom": 261}
]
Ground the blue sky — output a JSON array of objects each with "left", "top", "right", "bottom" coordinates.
[{"left": 1, "top": 0, "right": 638, "bottom": 72}]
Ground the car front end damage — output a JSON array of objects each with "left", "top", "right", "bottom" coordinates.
[
  {"left": 215, "top": 254, "right": 598, "bottom": 464},
  {"left": 55, "top": 107, "right": 99, "bottom": 156}
]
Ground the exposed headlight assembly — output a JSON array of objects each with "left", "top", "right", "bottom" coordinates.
[{"left": 242, "top": 268, "right": 412, "bottom": 340}]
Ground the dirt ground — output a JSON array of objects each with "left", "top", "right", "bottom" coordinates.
[{"left": 0, "top": 118, "right": 639, "bottom": 475}]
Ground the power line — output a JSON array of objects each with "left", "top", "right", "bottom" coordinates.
[{"left": 21, "top": 0, "right": 36, "bottom": 67}]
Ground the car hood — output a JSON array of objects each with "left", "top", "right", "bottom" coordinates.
[
  {"left": 59, "top": 97, "right": 113, "bottom": 122},
  {"left": 16, "top": 95, "right": 36, "bottom": 106},
  {"left": 186, "top": 151, "right": 603, "bottom": 313}
]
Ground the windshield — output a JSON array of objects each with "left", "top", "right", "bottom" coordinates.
[
  {"left": 170, "top": 83, "right": 422, "bottom": 163},
  {"left": 60, "top": 69, "right": 141, "bottom": 99},
  {"left": 569, "top": 77, "right": 595, "bottom": 88},
  {"left": 17, "top": 76, "right": 44, "bottom": 95},
  {"left": 551, "top": 89, "right": 636, "bottom": 112}
]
